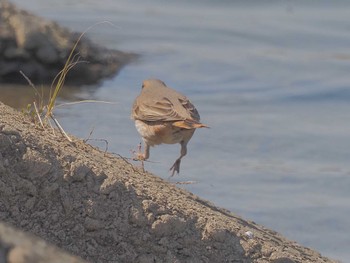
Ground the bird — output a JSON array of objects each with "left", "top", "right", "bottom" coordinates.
[{"left": 131, "top": 79, "right": 208, "bottom": 176}]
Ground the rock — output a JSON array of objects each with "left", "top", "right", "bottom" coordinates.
[
  {"left": 35, "top": 45, "right": 59, "bottom": 64},
  {"left": 0, "top": 221, "right": 87, "bottom": 263},
  {"left": 0, "top": 0, "right": 137, "bottom": 85}
]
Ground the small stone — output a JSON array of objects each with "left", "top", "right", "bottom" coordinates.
[{"left": 244, "top": 231, "right": 254, "bottom": 239}]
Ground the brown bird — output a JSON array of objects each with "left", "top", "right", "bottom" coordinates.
[{"left": 131, "top": 79, "right": 208, "bottom": 176}]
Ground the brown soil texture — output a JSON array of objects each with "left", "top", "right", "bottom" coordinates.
[{"left": 0, "top": 101, "right": 337, "bottom": 263}]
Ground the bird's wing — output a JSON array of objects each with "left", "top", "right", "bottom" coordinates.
[
  {"left": 132, "top": 97, "right": 184, "bottom": 121},
  {"left": 178, "top": 97, "right": 200, "bottom": 121}
]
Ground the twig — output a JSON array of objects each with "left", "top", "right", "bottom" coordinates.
[
  {"left": 33, "top": 101, "right": 44, "bottom": 128},
  {"left": 51, "top": 115, "right": 72, "bottom": 142},
  {"left": 173, "top": 181, "right": 198, "bottom": 185},
  {"left": 56, "top": 100, "right": 116, "bottom": 108},
  {"left": 19, "top": 71, "right": 41, "bottom": 100},
  {"left": 47, "top": 119, "right": 56, "bottom": 135},
  {"left": 84, "top": 127, "right": 95, "bottom": 143},
  {"left": 84, "top": 138, "right": 109, "bottom": 153}
]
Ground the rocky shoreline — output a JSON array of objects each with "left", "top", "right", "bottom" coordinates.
[
  {"left": 0, "top": 102, "right": 338, "bottom": 263},
  {"left": 0, "top": 0, "right": 136, "bottom": 85}
]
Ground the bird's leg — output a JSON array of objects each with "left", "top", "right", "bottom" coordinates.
[
  {"left": 132, "top": 142, "right": 150, "bottom": 172},
  {"left": 133, "top": 142, "right": 150, "bottom": 161},
  {"left": 170, "top": 141, "right": 187, "bottom": 176}
]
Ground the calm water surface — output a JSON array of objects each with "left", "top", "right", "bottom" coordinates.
[{"left": 7, "top": 1, "right": 350, "bottom": 261}]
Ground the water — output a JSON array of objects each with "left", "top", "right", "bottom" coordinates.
[{"left": 6, "top": 0, "right": 350, "bottom": 261}]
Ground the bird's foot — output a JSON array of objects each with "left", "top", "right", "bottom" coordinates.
[
  {"left": 132, "top": 153, "right": 146, "bottom": 161},
  {"left": 131, "top": 144, "right": 146, "bottom": 172},
  {"left": 132, "top": 142, "right": 146, "bottom": 161},
  {"left": 169, "top": 159, "right": 181, "bottom": 176}
]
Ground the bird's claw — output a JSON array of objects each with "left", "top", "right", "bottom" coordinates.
[
  {"left": 169, "top": 159, "right": 181, "bottom": 176},
  {"left": 132, "top": 142, "right": 146, "bottom": 161},
  {"left": 132, "top": 153, "right": 146, "bottom": 161}
]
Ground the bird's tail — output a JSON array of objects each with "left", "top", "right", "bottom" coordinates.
[{"left": 172, "top": 119, "right": 209, "bottom": 129}]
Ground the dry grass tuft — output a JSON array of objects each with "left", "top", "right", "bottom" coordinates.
[{"left": 21, "top": 21, "right": 117, "bottom": 142}]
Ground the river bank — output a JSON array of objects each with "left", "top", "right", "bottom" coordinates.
[{"left": 0, "top": 101, "right": 337, "bottom": 263}]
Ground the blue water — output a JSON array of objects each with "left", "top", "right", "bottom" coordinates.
[{"left": 10, "top": 0, "right": 350, "bottom": 261}]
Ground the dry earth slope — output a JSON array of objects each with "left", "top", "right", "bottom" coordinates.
[{"left": 0, "top": 101, "right": 337, "bottom": 263}]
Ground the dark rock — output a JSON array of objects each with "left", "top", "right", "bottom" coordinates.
[
  {"left": 0, "top": 0, "right": 137, "bottom": 85},
  {"left": 0, "top": 221, "right": 87, "bottom": 263}
]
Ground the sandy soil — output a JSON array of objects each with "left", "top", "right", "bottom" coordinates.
[{"left": 0, "top": 101, "right": 337, "bottom": 263}]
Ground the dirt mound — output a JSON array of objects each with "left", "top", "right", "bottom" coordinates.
[{"left": 0, "top": 101, "right": 336, "bottom": 263}]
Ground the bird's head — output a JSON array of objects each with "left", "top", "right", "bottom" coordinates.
[{"left": 142, "top": 79, "right": 166, "bottom": 89}]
